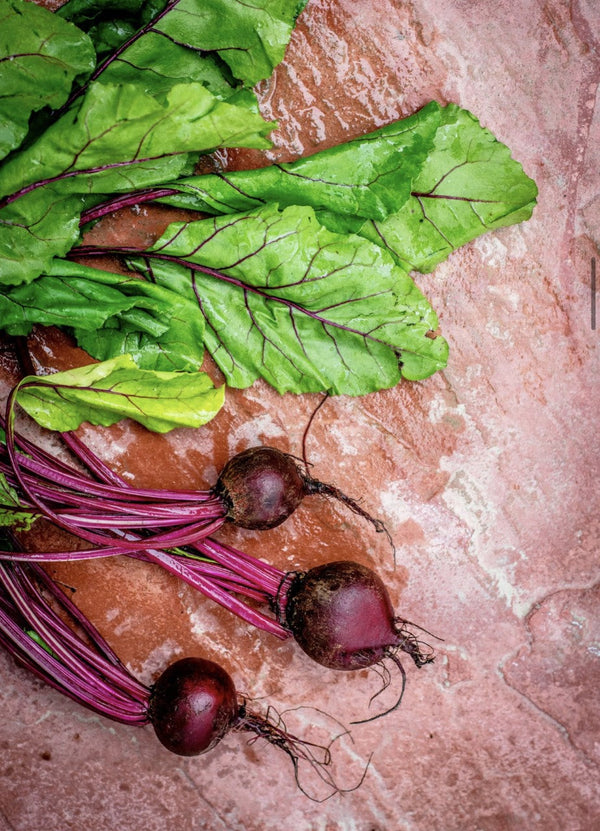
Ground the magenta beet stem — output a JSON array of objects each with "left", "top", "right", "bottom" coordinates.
[
  {"left": 61, "top": 433, "right": 291, "bottom": 637},
  {"left": 0, "top": 558, "right": 150, "bottom": 724},
  {"left": 1, "top": 409, "right": 291, "bottom": 637}
]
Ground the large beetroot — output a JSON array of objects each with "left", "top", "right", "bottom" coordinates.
[
  {"left": 284, "top": 561, "right": 430, "bottom": 671},
  {"left": 282, "top": 561, "right": 435, "bottom": 719}
]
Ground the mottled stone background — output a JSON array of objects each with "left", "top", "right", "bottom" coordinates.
[{"left": 0, "top": 1, "right": 598, "bottom": 829}]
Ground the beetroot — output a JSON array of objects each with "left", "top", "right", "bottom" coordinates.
[
  {"left": 149, "top": 657, "right": 238, "bottom": 756},
  {"left": 215, "top": 446, "right": 307, "bottom": 530},
  {"left": 215, "top": 445, "right": 392, "bottom": 540},
  {"left": 284, "top": 561, "right": 433, "bottom": 672},
  {"left": 147, "top": 654, "right": 341, "bottom": 790}
]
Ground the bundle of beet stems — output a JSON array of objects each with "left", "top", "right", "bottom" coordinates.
[
  {"left": 0, "top": 530, "right": 364, "bottom": 798},
  {"left": 1, "top": 387, "right": 434, "bottom": 686},
  {"left": 0, "top": 362, "right": 435, "bottom": 797}
]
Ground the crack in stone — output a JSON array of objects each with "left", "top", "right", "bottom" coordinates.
[
  {"left": 561, "top": 6, "right": 600, "bottom": 296},
  {"left": 498, "top": 580, "right": 600, "bottom": 771},
  {"left": 0, "top": 807, "right": 18, "bottom": 831},
  {"left": 498, "top": 658, "right": 596, "bottom": 769},
  {"left": 175, "top": 764, "right": 238, "bottom": 831}
]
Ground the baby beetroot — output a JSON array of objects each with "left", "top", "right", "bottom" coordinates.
[
  {"left": 214, "top": 445, "right": 390, "bottom": 537},
  {"left": 149, "top": 657, "right": 238, "bottom": 756},
  {"left": 147, "top": 655, "right": 344, "bottom": 796},
  {"left": 215, "top": 446, "right": 306, "bottom": 530}
]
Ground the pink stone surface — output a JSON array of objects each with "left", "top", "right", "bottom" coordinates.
[{"left": 1, "top": 1, "right": 599, "bottom": 829}]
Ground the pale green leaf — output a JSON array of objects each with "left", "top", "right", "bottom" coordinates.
[{"left": 16, "top": 354, "right": 225, "bottom": 432}]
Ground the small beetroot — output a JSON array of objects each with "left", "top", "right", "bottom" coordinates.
[
  {"left": 149, "top": 657, "right": 238, "bottom": 756},
  {"left": 215, "top": 446, "right": 307, "bottom": 530}
]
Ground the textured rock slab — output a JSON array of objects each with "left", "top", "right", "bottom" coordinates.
[{"left": 0, "top": 1, "right": 599, "bottom": 830}]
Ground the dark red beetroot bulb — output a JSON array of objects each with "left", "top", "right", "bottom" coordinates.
[
  {"left": 215, "top": 446, "right": 307, "bottom": 530},
  {"left": 284, "top": 561, "right": 401, "bottom": 671},
  {"left": 149, "top": 657, "right": 239, "bottom": 756}
]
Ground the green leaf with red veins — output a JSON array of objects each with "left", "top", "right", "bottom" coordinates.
[
  {"left": 0, "top": 188, "right": 83, "bottom": 287},
  {"left": 1, "top": 257, "right": 207, "bottom": 372},
  {"left": 58, "top": 0, "right": 308, "bottom": 93},
  {"left": 359, "top": 104, "right": 539, "bottom": 273},
  {"left": 0, "top": 81, "right": 273, "bottom": 204},
  {"left": 125, "top": 203, "right": 448, "bottom": 393},
  {"left": 160, "top": 102, "right": 537, "bottom": 274},
  {"left": 160, "top": 101, "right": 440, "bottom": 220},
  {"left": 15, "top": 354, "right": 225, "bottom": 433},
  {"left": 0, "top": 81, "right": 274, "bottom": 286},
  {"left": 149, "top": 0, "right": 309, "bottom": 88},
  {"left": 0, "top": 261, "right": 165, "bottom": 335},
  {"left": 0, "top": 0, "right": 96, "bottom": 160}
]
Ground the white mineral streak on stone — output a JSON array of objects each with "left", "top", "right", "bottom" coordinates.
[
  {"left": 186, "top": 605, "right": 216, "bottom": 642},
  {"left": 443, "top": 460, "right": 522, "bottom": 612},
  {"left": 379, "top": 484, "right": 414, "bottom": 527},
  {"left": 161, "top": 428, "right": 216, "bottom": 482},
  {"left": 347, "top": 55, "right": 404, "bottom": 125},
  {"left": 424, "top": 387, "right": 530, "bottom": 613},
  {"left": 428, "top": 391, "right": 467, "bottom": 425},
  {"left": 378, "top": 480, "right": 472, "bottom": 608},
  {"left": 228, "top": 412, "right": 286, "bottom": 450},
  {"left": 112, "top": 616, "right": 136, "bottom": 637},
  {"left": 133, "top": 641, "right": 183, "bottom": 685},
  {"left": 487, "top": 283, "right": 522, "bottom": 314},
  {"left": 326, "top": 421, "right": 360, "bottom": 458},
  {"left": 473, "top": 235, "right": 509, "bottom": 269},
  {"left": 485, "top": 319, "right": 514, "bottom": 345},
  {"left": 80, "top": 428, "right": 139, "bottom": 478},
  {"left": 473, "top": 227, "right": 529, "bottom": 270}
]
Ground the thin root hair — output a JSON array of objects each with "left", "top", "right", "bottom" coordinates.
[
  {"left": 237, "top": 700, "right": 369, "bottom": 802},
  {"left": 394, "top": 617, "right": 438, "bottom": 667},
  {"left": 350, "top": 651, "right": 407, "bottom": 725},
  {"left": 303, "top": 476, "right": 396, "bottom": 561},
  {"left": 275, "top": 702, "right": 354, "bottom": 747},
  {"left": 301, "top": 392, "right": 331, "bottom": 475},
  {"left": 297, "top": 391, "right": 396, "bottom": 561}
]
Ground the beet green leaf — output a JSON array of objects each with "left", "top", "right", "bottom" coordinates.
[
  {"left": 146, "top": 0, "right": 309, "bottom": 88},
  {"left": 0, "top": 81, "right": 273, "bottom": 204},
  {"left": 160, "top": 102, "right": 537, "bottom": 273},
  {"left": 164, "top": 102, "right": 441, "bottom": 220},
  {"left": 0, "top": 81, "right": 274, "bottom": 286},
  {"left": 1, "top": 257, "right": 206, "bottom": 372},
  {"left": 118, "top": 203, "right": 449, "bottom": 392},
  {"left": 59, "top": 0, "right": 308, "bottom": 90},
  {"left": 359, "top": 105, "right": 539, "bottom": 273},
  {"left": 7, "top": 204, "right": 447, "bottom": 392},
  {"left": 14, "top": 355, "right": 224, "bottom": 433},
  {"left": 0, "top": 188, "right": 84, "bottom": 287},
  {"left": 0, "top": 0, "right": 310, "bottom": 289},
  {"left": 0, "top": 0, "right": 96, "bottom": 161}
]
